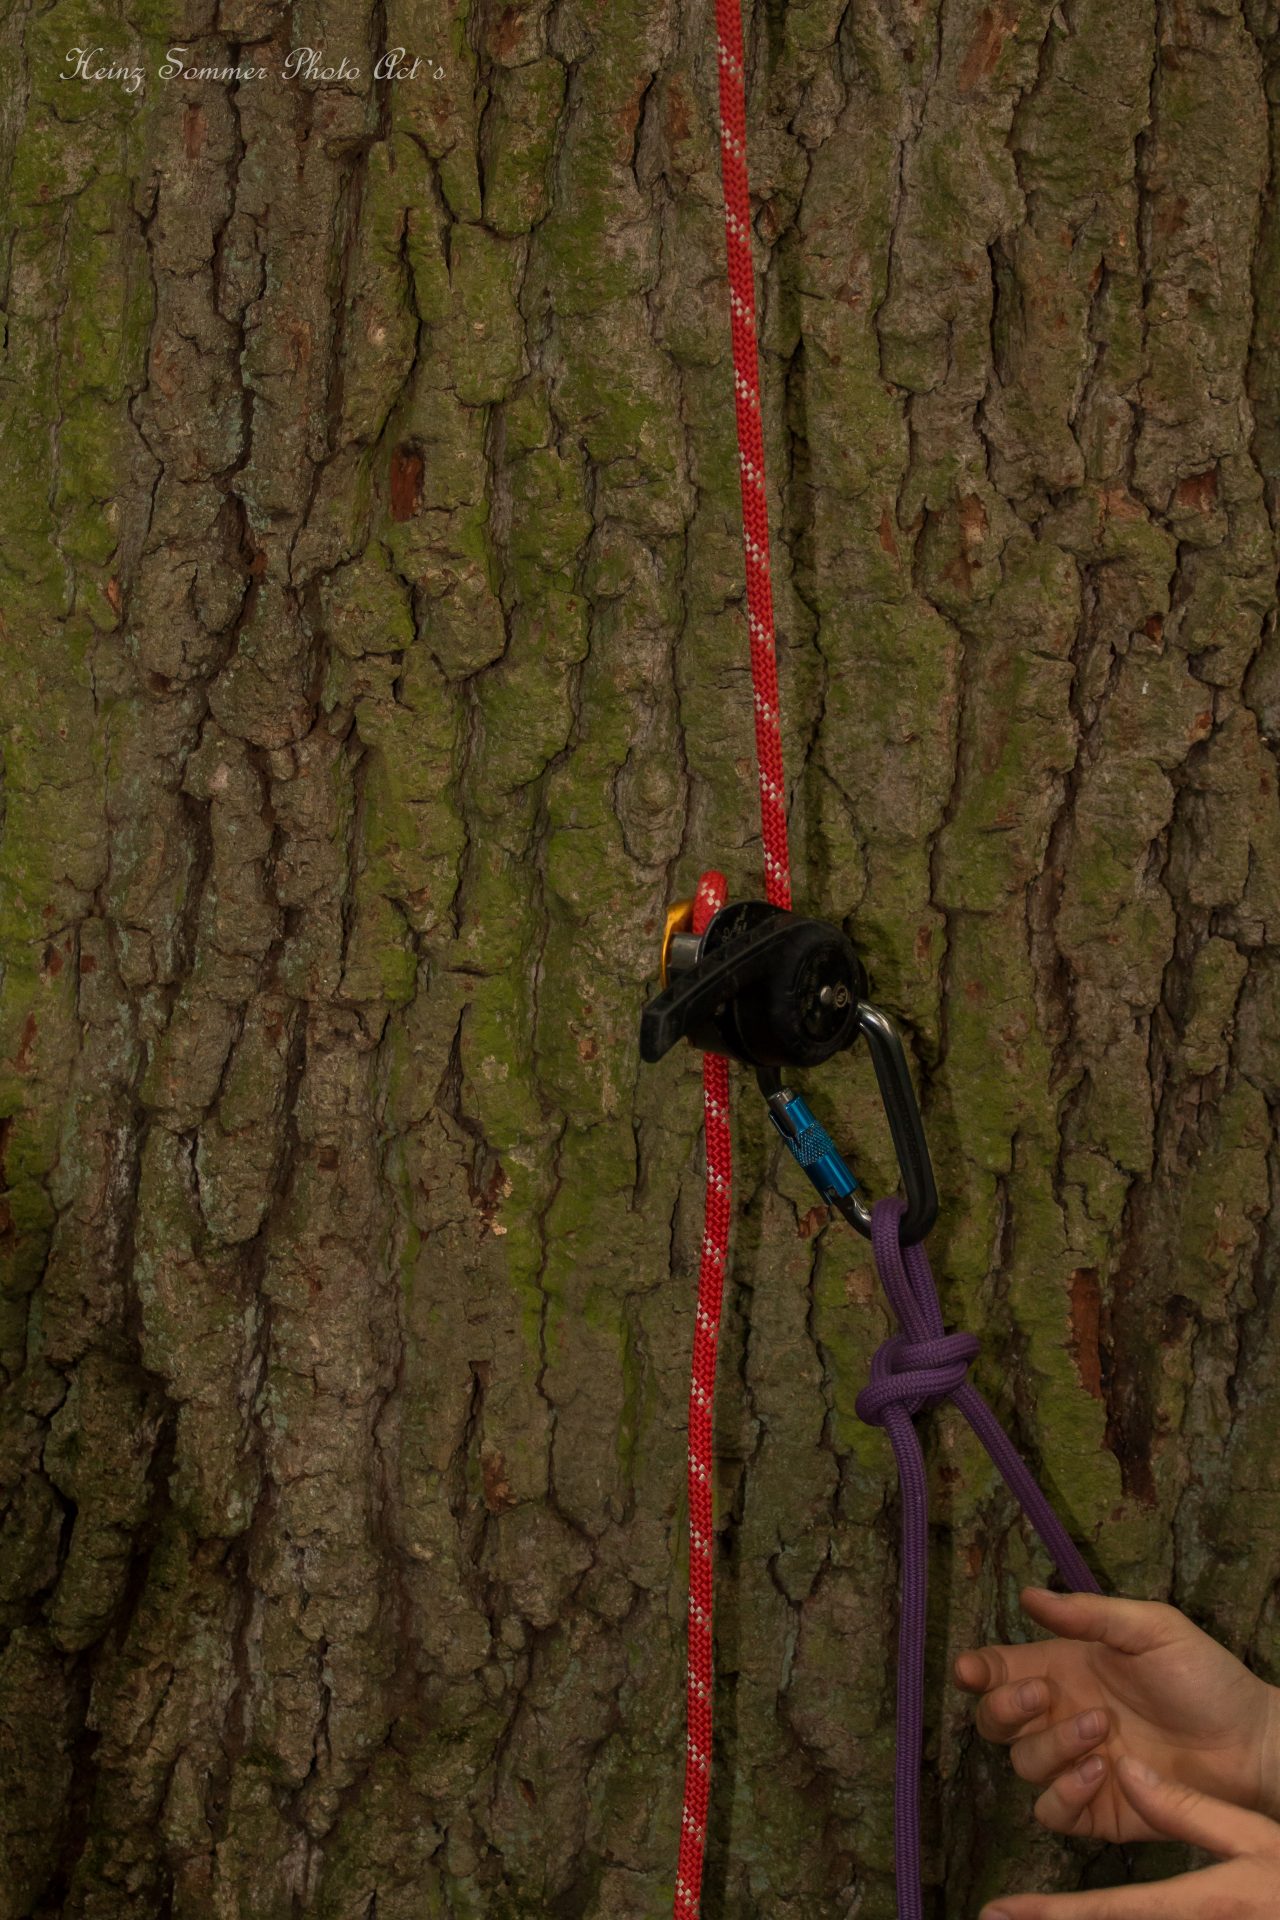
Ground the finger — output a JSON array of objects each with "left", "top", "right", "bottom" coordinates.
[
  {"left": 960, "top": 1588, "right": 1181, "bottom": 1694},
  {"left": 981, "top": 1886, "right": 1208, "bottom": 1920},
  {"left": 954, "top": 1643, "right": 1012, "bottom": 1693},
  {"left": 1031, "top": 1747, "right": 1110, "bottom": 1837},
  {"left": 954, "top": 1648, "right": 992, "bottom": 1691},
  {"left": 954, "top": 1642, "right": 1052, "bottom": 1697},
  {"left": 1018, "top": 1587, "right": 1181, "bottom": 1657},
  {"left": 1115, "top": 1755, "right": 1280, "bottom": 1857},
  {"left": 1009, "top": 1706, "right": 1109, "bottom": 1784},
  {"left": 973, "top": 1677, "right": 1056, "bottom": 1744}
]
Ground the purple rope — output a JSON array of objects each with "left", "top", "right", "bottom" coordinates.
[{"left": 854, "top": 1197, "right": 1101, "bottom": 1920}]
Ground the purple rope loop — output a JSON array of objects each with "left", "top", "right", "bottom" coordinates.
[{"left": 855, "top": 1195, "right": 1101, "bottom": 1920}]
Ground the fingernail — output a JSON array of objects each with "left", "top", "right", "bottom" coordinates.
[
  {"left": 1075, "top": 1709, "right": 1104, "bottom": 1741},
  {"left": 1120, "top": 1755, "right": 1160, "bottom": 1786},
  {"left": 1016, "top": 1681, "right": 1043, "bottom": 1712},
  {"left": 1077, "top": 1754, "right": 1105, "bottom": 1783}
]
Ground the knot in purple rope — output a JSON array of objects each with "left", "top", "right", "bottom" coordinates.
[
  {"left": 854, "top": 1327, "right": 981, "bottom": 1426},
  {"left": 853, "top": 1196, "right": 980, "bottom": 1428}
]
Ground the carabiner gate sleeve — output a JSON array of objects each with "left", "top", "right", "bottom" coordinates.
[{"left": 766, "top": 1090, "right": 859, "bottom": 1207}]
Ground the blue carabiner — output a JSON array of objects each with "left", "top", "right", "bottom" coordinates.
[
  {"left": 765, "top": 1089, "right": 859, "bottom": 1207},
  {"left": 759, "top": 1002, "right": 938, "bottom": 1244}
]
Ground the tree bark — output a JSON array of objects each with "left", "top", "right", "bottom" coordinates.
[{"left": 2, "top": 0, "right": 1279, "bottom": 1915}]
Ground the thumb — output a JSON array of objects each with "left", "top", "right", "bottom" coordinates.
[
  {"left": 1115, "top": 1755, "right": 1277, "bottom": 1857},
  {"left": 1019, "top": 1586, "right": 1178, "bottom": 1657}
]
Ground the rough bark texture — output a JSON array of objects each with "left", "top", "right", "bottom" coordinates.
[{"left": 3, "top": 0, "right": 1280, "bottom": 1914}]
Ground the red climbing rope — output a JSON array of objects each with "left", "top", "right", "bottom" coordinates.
[
  {"left": 713, "top": 0, "right": 791, "bottom": 914},
  {"left": 672, "top": 24, "right": 1105, "bottom": 1920},
  {"left": 673, "top": 869, "right": 730, "bottom": 1919},
  {"left": 673, "top": 9, "right": 791, "bottom": 1914}
]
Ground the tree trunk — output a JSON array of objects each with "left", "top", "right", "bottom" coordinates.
[{"left": 2, "top": 0, "right": 1279, "bottom": 1914}]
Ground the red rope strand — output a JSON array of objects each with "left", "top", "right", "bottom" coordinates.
[
  {"left": 714, "top": 0, "right": 791, "bottom": 913},
  {"left": 673, "top": 8, "right": 792, "bottom": 1913},
  {"left": 673, "top": 870, "right": 730, "bottom": 1920}
]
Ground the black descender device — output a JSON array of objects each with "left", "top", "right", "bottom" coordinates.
[{"left": 640, "top": 898, "right": 938, "bottom": 1244}]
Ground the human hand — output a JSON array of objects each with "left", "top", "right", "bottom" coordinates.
[
  {"left": 978, "top": 1754, "right": 1280, "bottom": 1917},
  {"left": 954, "top": 1586, "right": 1280, "bottom": 1842}
]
